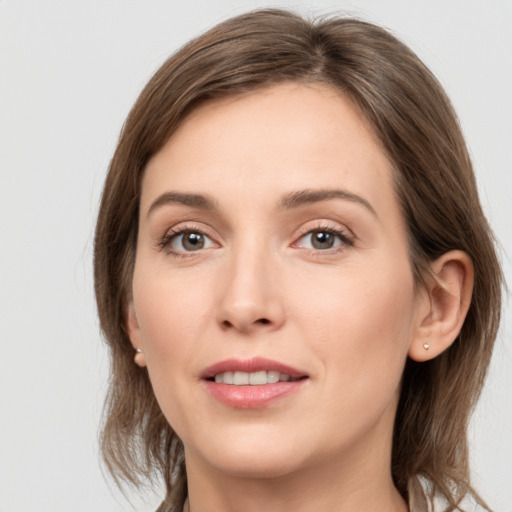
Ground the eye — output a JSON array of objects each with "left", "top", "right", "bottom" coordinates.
[
  {"left": 163, "top": 229, "right": 216, "bottom": 254},
  {"left": 295, "top": 228, "right": 352, "bottom": 251}
]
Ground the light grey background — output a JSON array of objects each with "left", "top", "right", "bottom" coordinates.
[{"left": 1, "top": 1, "right": 511, "bottom": 510}]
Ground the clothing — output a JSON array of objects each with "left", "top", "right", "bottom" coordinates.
[
  {"left": 157, "top": 478, "right": 488, "bottom": 512},
  {"left": 410, "top": 476, "right": 488, "bottom": 512},
  {"left": 158, "top": 495, "right": 487, "bottom": 512}
]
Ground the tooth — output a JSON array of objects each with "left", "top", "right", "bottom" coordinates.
[
  {"left": 233, "top": 371, "right": 249, "bottom": 385},
  {"left": 267, "top": 371, "right": 280, "bottom": 383},
  {"left": 249, "top": 371, "right": 267, "bottom": 385},
  {"left": 214, "top": 370, "right": 296, "bottom": 385}
]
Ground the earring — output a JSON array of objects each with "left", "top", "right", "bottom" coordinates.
[
  {"left": 134, "top": 347, "right": 146, "bottom": 366},
  {"left": 423, "top": 343, "right": 430, "bottom": 350}
]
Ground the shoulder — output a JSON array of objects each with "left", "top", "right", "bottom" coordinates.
[
  {"left": 432, "top": 493, "right": 488, "bottom": 512},
  {"left": 409, "top": 476, "right": 489, "bottom": 512}
]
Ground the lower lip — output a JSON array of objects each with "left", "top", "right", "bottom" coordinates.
[{"left": 203, "top": 380, "right": 307, "bottom": 409}]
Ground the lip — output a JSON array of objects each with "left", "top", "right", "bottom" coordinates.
[
  {"left": 201, "top": 357, "right": 309, "bottom": 409},
  {"left": 200, "top": 357, "right": 307, "bottom": 380}
]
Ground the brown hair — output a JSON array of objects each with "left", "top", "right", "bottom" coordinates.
[{"left": 94, "top": 9, "right": 502, "bottom": 511}]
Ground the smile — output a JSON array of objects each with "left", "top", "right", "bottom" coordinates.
[
  {"left": 213, "top": 371, "right": 297, "bottom": 385},
  {"left": 201, "top": 357, "right": 309, "bottom": 408}
]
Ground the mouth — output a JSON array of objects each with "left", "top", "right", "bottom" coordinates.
[
  {"left": 201, "top": 357, "right": 309, "bottom": 408},
  {"left": 209, "top": 370, "right": 302, "bottom": 385},
  {"left": 201, "top": 356, "right": 308, "bottom": 383}
]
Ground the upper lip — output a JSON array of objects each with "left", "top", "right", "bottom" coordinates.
[{"left": 201, "top": 357, "right": 308, "bottom": 380}]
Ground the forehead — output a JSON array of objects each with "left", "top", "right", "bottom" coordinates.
[{"left": 141, "top": 82, "right": 398, "bottom": 220}]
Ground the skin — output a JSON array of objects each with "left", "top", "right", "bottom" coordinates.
[{"left": 127, "top": 83, "right": 473, "bottom": 512}]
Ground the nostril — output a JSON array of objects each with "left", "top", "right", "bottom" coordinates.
[{"left": 219, "top": 317, "right": 272, "bottom": 331}]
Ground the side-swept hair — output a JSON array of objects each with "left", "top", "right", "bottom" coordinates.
[{"left": 94, "top": 9, "right": 502, "bottom": 510}]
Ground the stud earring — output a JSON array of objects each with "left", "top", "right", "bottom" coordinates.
[
  {"left": 134, "top": 347, "right": 146, "bottom": 367},
  {"left": 423, "top": 343, "right": 430, "bottom": 350}
]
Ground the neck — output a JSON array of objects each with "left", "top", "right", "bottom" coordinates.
[
  {"left": 183, "top": 393, "right": 407, "bottom": 512},
  {"left": 184, "top": 441, "right": 407, "bottom": 512}
]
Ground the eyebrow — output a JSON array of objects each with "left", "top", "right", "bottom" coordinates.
[
  {"left": 147, "top": 192, "right": 218, "bottom": 217},
  {"left": 280, "top": 188, "right": 378, "bottom": 217},
  {"left": 146, "top": 188, "right": 377, "bottom": 218}
]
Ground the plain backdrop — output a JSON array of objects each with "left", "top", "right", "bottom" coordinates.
[{"left": 1, "top": 1, "right": 511, "bottom": 510}]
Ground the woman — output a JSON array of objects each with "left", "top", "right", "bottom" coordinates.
[{"left": 94, "top": 9, "right": 503, "bottom": 512}]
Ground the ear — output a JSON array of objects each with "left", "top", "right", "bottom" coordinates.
[
  {"left": 409, "top": 250, "right": 474, "bottom": 362},
  {"left": 126, "top": 301, "right": 147, "bottom": 367}
]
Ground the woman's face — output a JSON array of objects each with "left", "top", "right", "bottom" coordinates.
[{"left": 128, "top": 83, "right": 427, "bottom": 479}]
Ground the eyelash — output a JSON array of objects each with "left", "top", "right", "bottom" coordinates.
[
  {"left": 158, "top": 224, "right": 215, "bottom": 258},
  {"left": 157, "top": 223, "right": 354, "bottom": 258},
  {"left": 292, "top": 225, "right": 354, "bottom": 254}
]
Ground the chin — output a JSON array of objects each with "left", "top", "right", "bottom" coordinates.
[
  {"left": 214, "top": 451, "right": 306, "bottom": 480},
  {"left": 189, "top": 429, "right": 311, "bottom": 479}
]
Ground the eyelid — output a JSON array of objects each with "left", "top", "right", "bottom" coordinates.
[
  {"left": 155, "top": 219, "right": 354, "bottom": 256},
  {"left": 157, "top": 222, "right": 220, "bottom": 255},
  {"left": 292, "top": 219, "right": 354, "bottom": 239},
  {"left": 290, "top": 220, "right": 355, "bottom": 251}
]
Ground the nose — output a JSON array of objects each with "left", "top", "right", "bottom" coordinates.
[{"left": 216, "top": 245, "right": 285, "bottom": 334}]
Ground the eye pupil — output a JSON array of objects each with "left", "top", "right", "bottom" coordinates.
[
  {"left": 182, "top": 232, "right": 204, "bottom": 251},
  {"left": 312, "top": 231, "right": 334, "bottom": 249}
]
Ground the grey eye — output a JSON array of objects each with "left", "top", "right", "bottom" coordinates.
[
  {"left": 172, "top": 231, "right": 213, "bottom": 252},
  {"left": 309, "top": 231, "right": 336, "bottom": 249},
  {"left": 299, "top": 230, "right": 344, "bottom": 250}
]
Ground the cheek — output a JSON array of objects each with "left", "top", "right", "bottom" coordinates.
[
  {"left": 132, "top": 269, "right": 211, "bottom": 435},
  {"left": 132, "top": 266, "right": 209, "bottom": 380},
  {"left": 293, "top": 264, "right": 416, "bottom": 392}
]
